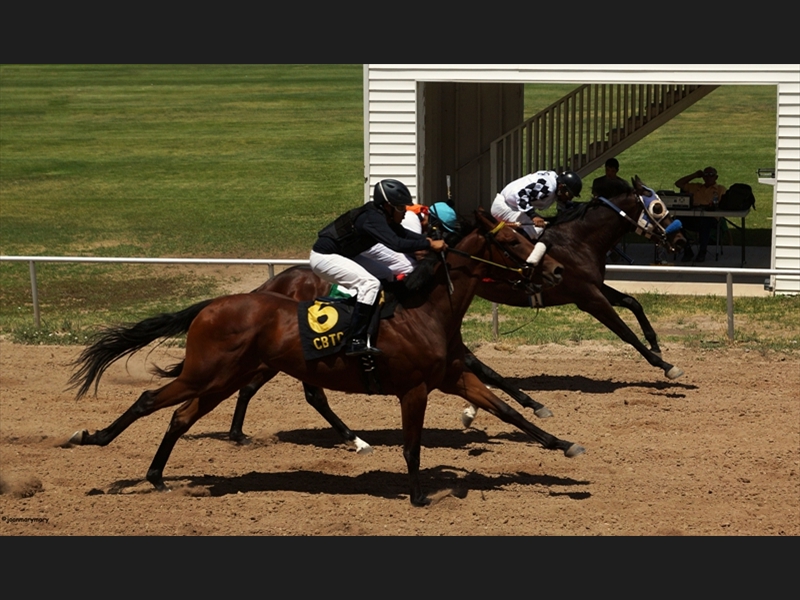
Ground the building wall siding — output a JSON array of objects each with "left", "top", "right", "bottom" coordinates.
[{"left": 364, "top": 65, "right": 800, "bottom": 293}]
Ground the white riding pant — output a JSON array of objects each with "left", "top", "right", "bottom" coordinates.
[
  {"left": 490, "top": 194, "right": 543, "bottom": 239},
  {"left": 309, "top": 250, "right": 382, "bottom": 306},
  {"left": 491, "top": 194, "right": 547, "bottom": 265},
  {"left": 359, "top": 243, "right": 417, "bottom": 277}
]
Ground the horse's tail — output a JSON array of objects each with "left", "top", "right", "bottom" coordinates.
[
  {"left": 67, "top": 299, "right": 214, "bottom": 399},
  {"left": 150, "top": 360, "right": 184, "bottom": 379}
]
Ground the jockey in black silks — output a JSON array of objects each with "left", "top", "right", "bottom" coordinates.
[{"left": 309, "top": 179, "right": 447, "bottom": 357}]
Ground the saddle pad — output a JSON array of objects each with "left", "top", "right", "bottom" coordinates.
[{"left": 298, "top": 298, "right": 354, "bottom": 360}]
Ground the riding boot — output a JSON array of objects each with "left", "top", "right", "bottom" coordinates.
[{"left": 345, "top": 301, "right": 382, "bottom": 357}]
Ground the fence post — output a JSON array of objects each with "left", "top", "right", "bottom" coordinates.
[
  {"left": 726, "top": 272, "right": 734, "bottom": 341},
  {"left": 28, "top": 260, "right": 40, "bottom": 329},
  {"left": 492, "top": 302, "right": 499, "bottom": 341}
]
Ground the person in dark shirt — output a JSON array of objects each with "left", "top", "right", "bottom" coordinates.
[
  {"left": 591, "top": 157, "right": 633, "bottom": 199},
  {"left": 310, "top": 179, "right": 447, "bottom": 357}
]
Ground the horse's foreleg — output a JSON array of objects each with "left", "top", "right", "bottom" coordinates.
[
  {"left": 399, "top": 384, "right": 431, "bottom": 507},
  {"left": 602, "top": 284, "right": 662, "bottom": 356},
  {"left": 229, "top": 368, "right": 276, "bottom": 443},
  {"left": 442, "top": 371, "right": 585, "bottom": 457},
  {"left": 69, "top": 385, "right": 190, "bottom": 447},
  {"left": 577, "top": 290, "right": 683, "bottom": 380},
  {"left": 463, "top": 348, "right": 553, "bottom": 426},
  {"left": 303, "top": 384, "right": 372, "bottom": 454},
  {"left": 147, "top": 392, "right": 229, "bottom": 491}
]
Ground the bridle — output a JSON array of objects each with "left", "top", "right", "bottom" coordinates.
[
  {"left": 595, "top": 190, "right": 683, "bottom": 252},
  {"left": 443, "top": 220, "right": 542, "bottom": 295}
]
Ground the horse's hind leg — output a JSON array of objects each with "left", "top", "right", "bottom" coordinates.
[
  {"left": 70, "top": 381, "right": 197, "bottom": 447},
  {"left": 462, "top": 348, "right": 553, "bottom": 428},
  {"left": 303, "top": 384, "right": 373, "bottom": 454},
  {"left": 147, "top": 392, "right": 229, "bottom": 491},
  {"left": 229, "top": 368, "right": 275, "bottom": 443},
  {"left": 442, "top": 371, "right": 584, "bottom": 457},
  {"left": 601, "top": 284, "right": 662, "bottom": 356}
]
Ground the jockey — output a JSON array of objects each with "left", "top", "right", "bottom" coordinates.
[
  {"left": 310, "top": 179, "right": 447, "bottom": 357},
  {"left": 358, "top": 201, "right": 460, "bottom": 279},
  {"left": 491, "top": 170, "right": 582, "bottom": 266}
]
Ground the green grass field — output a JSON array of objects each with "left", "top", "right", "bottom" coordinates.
[{"left": 1, "top": 65, "right": 795, "bottom": 351}]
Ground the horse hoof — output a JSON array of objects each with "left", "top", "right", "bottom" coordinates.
[
  {"left": 461, "top": 406, "right": 477, "bottom": 428},
  {"left": 666, "top": 366, "right": 684, "bottom": 380},
  {"left": 68, "top": 430, "right": 86, "bottom": 445},
  {"left": 564, "top": 443, "right": 586, "bottom": 458},
  {"left": 228, "top": 432, "right": 250, "bottom": 444},
  {"left": 534, "top": 407, "right": 554, "bottom": 419},
  {"left": 352, "top": 437, "right": 373, "bottom": 454}
]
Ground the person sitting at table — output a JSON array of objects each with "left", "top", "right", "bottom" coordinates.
[{"left": 674, "top": 166, "right": 728, "bottom": 263}]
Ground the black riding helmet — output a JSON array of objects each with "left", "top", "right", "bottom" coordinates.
[
  {"left": 373, "top": 179, "right": 413, "bottom": 207},
  {"left": 557, "top": 171, "right": 582, "bottom": 198}
]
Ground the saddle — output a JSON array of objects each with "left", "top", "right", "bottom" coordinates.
[{"left": 298, "top": 283, "right": 402, "bottom": 395}]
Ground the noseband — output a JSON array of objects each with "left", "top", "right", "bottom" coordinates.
[{"left": 596, "top": 191, "right": 683, "bottom": 252}]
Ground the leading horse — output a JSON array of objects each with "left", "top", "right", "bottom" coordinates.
[
  {"left": 68, "top": 209, "right": 576, "bottom": 506},
  {"left": 462, "top": 175, "right": 687, "bottom": 426},
  {"left": 227, "top": 175, "right": 687, "bottom": 439}
]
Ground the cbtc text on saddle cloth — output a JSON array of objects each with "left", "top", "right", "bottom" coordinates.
[{"left": 298, "top": 299, "right": 354, "bottom": 360}]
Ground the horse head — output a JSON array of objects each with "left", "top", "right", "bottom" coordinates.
[
  {"left": 474, "top": 207, "right": 563, "bottom": 291},
  {"left": 630, "top": 175, "right": 687, "bottom": 253}
]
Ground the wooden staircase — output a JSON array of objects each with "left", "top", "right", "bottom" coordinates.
[{"left": 490, "top": 83, "right": 719, "bottom": 192}]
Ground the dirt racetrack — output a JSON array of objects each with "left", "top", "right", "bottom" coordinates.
[{"left": 1, "top": 337, "right": 798, "bottom": 536}]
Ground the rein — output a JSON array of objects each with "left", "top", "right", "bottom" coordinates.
[
  {"left": 441, "top": 220, "right": 539, "bottom": 297},
  {"left": 445, "top": 221, "right": 530, "bottom": 277},
  {"left": 444, "top": 246, "right": 529, "bottom": 275},
  {"left": 596, "top": 194, "right": 678, "bottom": 250}
]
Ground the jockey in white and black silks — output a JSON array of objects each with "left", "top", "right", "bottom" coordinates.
[
  {"left": 491, "top": 170, "right": 582, "bottom": 266},
  {"left": 310, "top": 179, "right": 447, "bottom": 357}
]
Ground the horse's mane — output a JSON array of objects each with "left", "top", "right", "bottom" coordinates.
[
  {"left": 546, "top": 199, "right": 592, "bottom": 226},
  {"left": 548, "top": 189, "right": 639, "bottom": 229}
]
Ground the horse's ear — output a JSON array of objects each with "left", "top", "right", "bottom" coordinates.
[
  {"left": 474, "top": 207, "right": 495, "bottom": 230},
  {"left": 632, "top": 175, "right": 644, "bottom": 193}
]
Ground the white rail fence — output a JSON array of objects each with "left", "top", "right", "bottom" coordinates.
[{"left": 1, "top": 255, "right": 799, "bottom": 342}]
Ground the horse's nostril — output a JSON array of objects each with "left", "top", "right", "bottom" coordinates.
[{"left": 554, "top": 266, "right": 564, "bottom": 276}]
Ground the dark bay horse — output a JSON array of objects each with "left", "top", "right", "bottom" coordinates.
[
  {"left": 228, "top": 175, "right": 687, "bottom": 438},
  {"left": 461, "top": 175, "right": 687, "bottom": 426},
  {"left": 67, "top": 209, "right": 576, "bottom": 506}
]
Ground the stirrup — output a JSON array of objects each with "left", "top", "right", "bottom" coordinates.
[{"left": 345, "top": 339, "right": 383, "bottom": 357}]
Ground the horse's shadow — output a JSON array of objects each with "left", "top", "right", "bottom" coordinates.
[
  {"left": 504, "top": 374, "right": 697, "bottom": 396},
  {"left": 104, "top": 465, "right": 590, "bottom": 501},
  {"left": 185, "top": 427, "right": 524, "bottom": 450}
]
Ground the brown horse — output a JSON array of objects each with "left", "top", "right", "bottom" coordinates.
[
  {"left": 67, "top": 208, "right": 575, "bottom": 506},
  {"left": 227, "top": 175, "right": 687, "bottom": 439},
  {"left": 462, "top": 175, "right": 687, "bottom": 426}
]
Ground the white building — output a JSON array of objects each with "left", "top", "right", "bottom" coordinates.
[{"left": 362, "top": 64, "right": 800, "bottom": 294}]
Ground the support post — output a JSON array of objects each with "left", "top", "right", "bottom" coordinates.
[
  {"left": 726, "top": 272, "right": 734, "bottom": 341},
  {"left": 492, "top": 302, "right": 499, "bottom": 341},
  {"left": 29, "top": 260, "right": 41, "bottom": 328}
]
